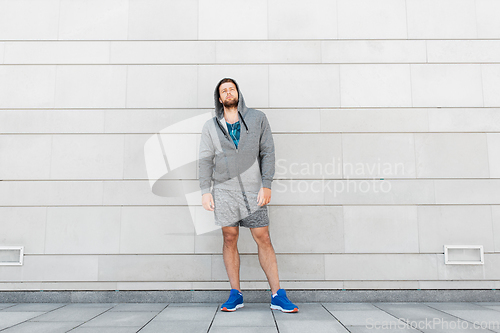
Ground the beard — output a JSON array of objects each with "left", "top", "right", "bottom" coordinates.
[{"left": 222, "top": 96, "right": 238, "bottom": 108}]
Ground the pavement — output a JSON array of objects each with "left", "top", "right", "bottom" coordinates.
[{"left": 1, "top": 301, "right": 500, "bottom": 332}]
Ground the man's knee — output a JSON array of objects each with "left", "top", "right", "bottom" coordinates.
[
  {"left": 253, "top": 229, "right": 271, "bottom": 246},
  {"left": 222, "top": 227, "right": 239, "bottom": 245}
]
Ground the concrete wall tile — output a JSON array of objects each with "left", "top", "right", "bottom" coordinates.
[
  {"left": 22, "top": 255, "right": 99, "bottom": 281},
  {"left": 411, "top": 65, "right": 483, "bottom": 107},
  {"left": 436, "top": 254, "right": 485, "bottom": 280},
  {"left": 120, "top": 207, "right": 194, "bottom": 254},
  {"left": 0, "top": 110, "right": 105, "bottom": 134},
  {"left": 322, "top": 40, "right": 426, "bottom": 63},
  {"left": 216, "top": 41, "right": 321, "bottom": 64},
  {"left": 323, "top": 180, "right": 435, "bottom": 205},
  {"left": 476, "top": 0, "right": 500, "bottom": 38},
  {"left": 434, "top": 180, "right": 500, "bottom": 204},
  {"left": 344, "top": 206, "right": 419, "bottom": 253},
  {"left": 269, "top": 65, "right": 340, "bottom": 107},
  {"left": 406, "top": 0, "right": 477, "bottom": 39},
  {"left": 268, "top": 0, "right": 337, "bottom": 39},
  {"left": 269, "top": 206, "right": 344, "bottom": 253},
  {"left": 0, "top": 135, "right": 52, "bottom": 179},
  {"left": 274, "top": 134, "right": 342, "bottom": 179},
  {"left": 337, "top": 0, "right": 407, "bottom": 39},
  {"left": 415, "top": 134, "right": 489, "bottom": 178},
  {"left": 418, "top": 205, "right": 495, "bottom": 253},
  {"left": 482, "top": 65, "right": 500, "bottom": 107},
  {"left": 104, "top": 109, "right": 207, "bottom": 134},
  {"left": 98, "top": 255, "right": 211, "bottom": 281},
  {"left": 50, "top": 134, "right": 124, "bottom": 179},
  {"left": 345, "top": 280, "right": 419, "bottom": 289},
  {"left": 58, "top": 0, "right": 128, "bottom": 40},
  {"left": 419, "top": 280, "right": 496, "bottom": 289},
  {"left": 428, "top": 108, "right": 500, "bottom": 132},
  {"left": 427, "top": 41, "right": 500, "bottom": 63},
  {"left": 0, "top": 65, "right": 56, "bottom": 108},
  {"left": 321, "top": 109, "right": 429, "bottom": 133},
  {"left": 0, "top": 181, "right": 103, "bottom": 206},
  {"left": 266, "top": 109, "right": 321, "bottom": 133},
  {"left": 340, "top": 64, "right": 411, "bottom": 107},
  {"left": 325, "top": 254, "right": 439, "bottom": 280},
  {"left": 198, "top": 0, "right": 267, "bottom": 40},
  {"left": 0, "top": 0, "right": 60, "bottom": 40},
  {"left": 0, "top": 42, "right": 4, "bottom": 63},
  {"left": 45, "top": 207, "right": 121, "bottom": 254},
  {"left": 111, "top": 41, "right": 215, "bottom": 64},
  {"left": 487, "top": 134, "right": 500, "bottom": 178},
  {"left": 4, "top": 42, "right": 110, "bottom": 64},
  {"left": 271, "top": 180, "right": 325, "bottom": 205},
  {"left": 127, "top": 65, "right": 198, "bottom": 108},
  {"left": 128, "top": 0, "right": 198, "bottom": 40},
  {"left": 102, "top": 180, "right": 190, "bottom": 206},
  {"left": 492, "top": 206, "right": 500, "bottom": 252},
  {"left": 0, "top": 207, "right": 46, "bottom": 254},
  {"left": 342, "top": 134, "right": 416, "bottom": 178},
  {"left": 55, "top": 65, "right": 127, "bottom": 108}
]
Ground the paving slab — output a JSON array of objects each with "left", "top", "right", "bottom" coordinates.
[
  {"left": 208, "top": 327, "right": 278, "bottom": 333},
  {"left": 1, "top": 303, "right": 67, "bottom": 312},
  {"left": 374, "top": 302, "right": 465, "bottom": 322},
  {"left": 138, "top": 320, "right": 211, "bottom": 333},
  {"left": 211, "top": 302, "right": 275, "bottom": 327},
  {"left": 474, "top": 304, "right": 500, "bottom": 312},
  {"left": 323, "top": 302, "right": 383, "bottom": 311},
  {"left": 79, "top": 311, "right": 158, "bottom": 327},
  {"left": 273, "top": 303, "right": 334, "bottom": 321},
  {"left": 169, "top": 302, "right": 219, "bottom": 307},
  {"left": 425, "top": 302, "right": 492, "bottom": 311},
  {"left": 69, "top": 327, "right": 141, "bottom": 333},
  {"left": 154, "top": 305, "right": 217, "bottom": 321},
  {"left": 0, "top": 312, "right": 46, "bottom": 330},
  {"left": 27, "top": 306, "right": 111, "bottom": 322},
  {"left": 275, "top": 319, "right": 348, "bottom": 333},
  {"left": 0, "top": 304, "right": 18, "bottom": 310},
  {"left": 347, "top": 326, "right": 419, "bottom": 333},
  {"left": 324, "top": 309, "right": 401, "bottom": 326},
  {"left": 1, "top": 321, "right": 82, "bottom": 333},
  {"left": 108, "top": 303, "right": 168, "bottom": 312}
]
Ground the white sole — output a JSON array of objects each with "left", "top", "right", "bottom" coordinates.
[
  {"left": 221, "top": 303, "right": 244, "bottom": 311},
  {"left": 270, "top": 304, "right": 299, "bottom": 313}
]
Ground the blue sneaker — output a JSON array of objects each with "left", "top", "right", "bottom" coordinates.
[
  {"left": 221, "top": 289, "right": 244, "bottom": 311},
  {"left": 270, "top": 289, "right": 299, "bottom": 313}
]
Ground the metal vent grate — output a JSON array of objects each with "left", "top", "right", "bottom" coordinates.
[
  {"left": 444, "top": 245, "right": 484, "bottom": 265},
  {"left": 0, "top": 246, "right": 24, "bottom": 266}
]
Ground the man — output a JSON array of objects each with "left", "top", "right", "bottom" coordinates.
[{"left": 198, "top": 78, "right": 299, "bottom": 313}]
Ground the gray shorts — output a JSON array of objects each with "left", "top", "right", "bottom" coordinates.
[{"left": 212, "top": 188, "right": 269, "bottom": 228}]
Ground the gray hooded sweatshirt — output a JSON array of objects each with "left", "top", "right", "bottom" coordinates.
[{"left": 198, "top": 78, "right": 275, "bottom": 195}]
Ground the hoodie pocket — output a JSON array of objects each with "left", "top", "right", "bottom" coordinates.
[{"left": 214, "top": 152, "right": 228, "bottom": 181}]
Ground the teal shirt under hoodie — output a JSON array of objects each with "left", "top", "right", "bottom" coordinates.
[
  {"left": 226, "top": 120, "right": 240, "bottom": 149},
  {"left": 198, "top": 78, "right": 275, "bottom": 195}
]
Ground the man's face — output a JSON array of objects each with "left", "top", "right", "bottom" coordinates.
[{"left": 219, "top": 82, "right": 238, "bottom": 108}]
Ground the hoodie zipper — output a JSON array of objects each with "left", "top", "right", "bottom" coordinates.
[
  {"left": 217, "top": 112, "right": 249, "bottom": 154},
  {"left": 223, "top": 126, "right": 239, "bottom": 153}
]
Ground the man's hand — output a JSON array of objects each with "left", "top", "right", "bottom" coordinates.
[
  {"left": 202, "top": 193, "right": 215, "bottom": 211},
  {"left": 257, "top": 187, "right": 271, "bottom": 206}
]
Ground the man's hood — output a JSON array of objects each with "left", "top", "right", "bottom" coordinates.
[{"left": 214, "top": 78, "right": 248, "bottom": 120}]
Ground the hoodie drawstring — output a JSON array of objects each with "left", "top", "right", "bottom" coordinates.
[{"left": 238, "top": 110, "right": 249, "bottom": 133}]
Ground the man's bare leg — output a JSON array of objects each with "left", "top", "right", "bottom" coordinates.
[
  {"left": 250, "top": 226, "right": 280, "bottom": 294},
  {"left": 222, "top": 226, "right": 241, "bottom": 292}
]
